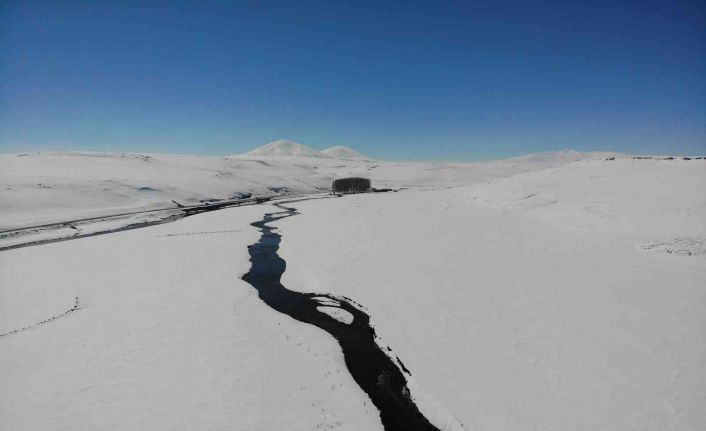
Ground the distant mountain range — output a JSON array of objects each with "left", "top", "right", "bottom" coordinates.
[{"left": 244, "top": 140, "right": 370, "bottom": 160}]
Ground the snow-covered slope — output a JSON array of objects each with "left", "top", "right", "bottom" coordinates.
[
  {"left": 502, "top": 148, "right": 587, "bottom": 165},
  {"left": 320, "top": 145, "right": 370, "bottom": 160},
  {"left": 278, "top": 157, "right": 706, "bottom": 430},
  {"left": 0, "top": 148, "right": 602, "bottom": 229},
  {"left": 1, "top": 155, "right": 704, "bottom": 430},
  {"left": 0, "top": 151, "right": 332, "bottom": 229},
  {"left": 245, "top": 139, "right": 324, "bottom": 157}
]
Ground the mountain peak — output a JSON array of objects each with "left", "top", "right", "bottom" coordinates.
[
  {"left": 246, "top": 140, "right": 323, "bottom": 158},
  {"left": 321, "top": 145, "right": 370, "bottom": 160}
]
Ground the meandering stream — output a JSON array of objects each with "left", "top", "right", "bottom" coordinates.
[{"left": 242, "top": 200, "right": 439, "bottom": 431}]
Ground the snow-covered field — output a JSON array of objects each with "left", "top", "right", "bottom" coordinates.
[
  {"left": 0, "top": 140, "right": 591, "bottom": 229},
  {"left": 0, "top": 203, "right": 384, "bottom": 430},
  {"left": 1, "top": 142, "right": 705, "bottom": 430},
  {"left": 278, "top": 157, "right": 706, "bottom": 430}
]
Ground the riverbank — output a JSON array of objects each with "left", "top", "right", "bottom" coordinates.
[{"left": 277, "top": 157, "right": 706, "bottom": 430}]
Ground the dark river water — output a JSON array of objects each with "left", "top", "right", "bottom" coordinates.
[{"left": 241, "top": 200, "right": 440, "bottom": 431}]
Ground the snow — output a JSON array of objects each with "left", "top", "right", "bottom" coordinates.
[
  {"left": 245, "top": 141, "right": 369, "bottom": 160},
  {"left": 0, "top": 208, "right": 185, "bottom": 250},
  {"left": 2, "top": 148, "right": 704, "bottom": 430},
  {"left": 245, "top": 139, "right": 326, "bottom": 158},
  {"left": 0, "top": 147, "right": 603, "bottom": 230},
  {"left": 316, "top": 306, "right": 355, "bottom": 325},
  {"left": 276, "top": 157, "right": 706, "bottom": 430},
  {"left": 320, "top": 145, "right": 370, "bottom": 160},
  {"left": 501, "top": 148, "right": 588, "bottom": 165},
  {"left": 0, "top": 203, "right": 383, "bottom": 431}
]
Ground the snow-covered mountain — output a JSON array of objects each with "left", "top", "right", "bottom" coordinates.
[
  {"left": 245, "top": 140, "right": 325, "bottom": 158},
  {"left": 320, "top": 145, "right": 370, "bottom": 160},
  {"left": 243, "top": 140, "right": 370, "bottom": 160}
]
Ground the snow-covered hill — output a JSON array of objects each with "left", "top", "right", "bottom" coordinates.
[
  {"left": 0, "top": 147, "right": 605, "bottom": 229},
  {"left": 244, "top": 139, "right": 324, "bottom": 158},
  {"left": 320, "top": 145, "right": 370, "bottom": 160},
  {"left": 244, "top": 140, "right": 370, "bottom": 160},
  {"left": 502, "top": 148, "right": 587, "bottom": 165}
]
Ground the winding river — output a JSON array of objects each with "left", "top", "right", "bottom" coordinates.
[{"left": 242, "top": 199, "right": 439, "bottom": 431}]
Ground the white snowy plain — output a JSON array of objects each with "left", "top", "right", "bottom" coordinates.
[
  {"left": 277, "top": 157, "right": 706, "bottom": 430},
  {"left": 1, "top": 147, "right": 705, "bottom": 430},
  {"left": 0, "top": 203, "right": 384, "bottom": 430}
]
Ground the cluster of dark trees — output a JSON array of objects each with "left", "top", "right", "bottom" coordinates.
[{"left": 332, "top": 177, "right": 371, "bottom": 194}]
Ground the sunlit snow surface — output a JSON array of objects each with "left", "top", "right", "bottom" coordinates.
[
  {"left": 0, "top": 204, "right": 384, "bottom": 430},
  {"left": 0, "top": 148, "right": 589, "bottom": 229},
  {"left": 1, "top": 151, "right": 705, "bottom": 430},
  {"left": 277, "top": 157, "right": 706, "bottom": 430}
]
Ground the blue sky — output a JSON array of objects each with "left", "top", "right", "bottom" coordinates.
[{"left": 1, "top": 1, "right": 704, "bottom": 160}]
